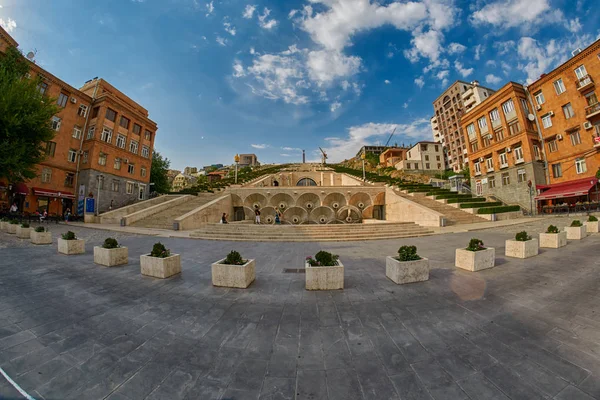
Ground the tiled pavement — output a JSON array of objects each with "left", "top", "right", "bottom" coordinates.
[{"left": 1, "top": 218, "right": 600, "bottom": 399}]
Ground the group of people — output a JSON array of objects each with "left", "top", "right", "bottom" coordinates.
[
  {"left": 6, "top": 202, "right": 72, "bottom": 222},
  {"left": 220, "top": 207, "right": 283, "bottom": 224}
]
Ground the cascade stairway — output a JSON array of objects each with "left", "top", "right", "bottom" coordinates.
[
  {"left": 130, "top": 193, "right": 221, "bottom": 229},
  {"left": 190, "top": 221, "right": 433, "bottom": 242},
  {"left": 394, "top": 190, "right": 487, "bottom": 225}
]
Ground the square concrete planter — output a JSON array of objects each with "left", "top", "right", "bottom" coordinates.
[
  {"left": 455, "top": 248, "right": 495, "bottom": 272},
  {"left": 505, "top": 239, "right": 539, "bottom": 259},
  {"left": 58, "top": 238, "right": 85, "bottom": 255},
  {"left": 0, "top": 221, "right": 8, "bottom": 231},
  {"left": 30, "top": 230, "right": 52, "bottom": 245},
  {"left": 539, "top": 232, "right": 567, "bottom": 248},
  {"left": 585, "top": 220, "right": 599, "bottom": 234},
  {"left": 305, "top": 260, "right": 344, "bottom": 290},
  {"left": 565, "top": 226, "right": 587, "bottom": 240},
  {"left": 140, "top": 254, "right": 181, "bottom": 279},
  {"left": 211, "top": 258, "right": 255, "bottom": 288},
  {"left": 94, "top": 246, "right": 129, "bottom": 267},
  {"left": 386, "top": 256, "right": 429, "bottom": 284},
  {"left": 6, "top": 223, "right": 18, "bottom": 234},
  {"left": 16, "top": 226, "right": 32, "bottom": 239}
]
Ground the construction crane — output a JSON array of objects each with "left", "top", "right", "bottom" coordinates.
[
  {"left": 319, "top": 147, "right": 328, "bottom": 165},
  {"left": 384, "top": 127, "right": 397, "bottom": 148}
]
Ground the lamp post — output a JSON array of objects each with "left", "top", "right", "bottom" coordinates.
[
  {"left": 234, "top": 154, "right": 240, "bottom": 184},
  {"left": 361, "top": 152, "right": 366, "bottom": 181},
  {"left": 96, "top": 174, "right": 104, "bottom": 216},
  {"left": 528, "top": 180, "right": 533, "bottom": 216}
]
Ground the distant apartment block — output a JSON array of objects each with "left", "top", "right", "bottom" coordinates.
[
  {"left": 395, "top": 142, "right": 445, "bottom": 172},
  {"left": 184, "top": 166, "right": 198, "bottom": 175},
  {"left": 238, "top": 154, "right": 259, "bottom": 167},
  {"left": 379, "top": 147, "right": 408, "bottom": 168},
  {"left": 356, "top": 146, "right": 388, "bottom": 158}
]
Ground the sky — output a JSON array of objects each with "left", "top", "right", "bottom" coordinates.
[{"left": 1, "top": 0, "right": 599, "bottom": 170}]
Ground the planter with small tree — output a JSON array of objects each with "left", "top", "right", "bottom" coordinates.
[
  {"left": 565, "top": 220, "right": 587, "bottom": 240},
  {"left": 94, "top": 238, "right": 128, "bottom": 267},
  {"left": 58, "top": 231, "right": 85, "bottom": 255},
  {"left": 305, "top": 251, "right": 344, "bottom": 290},
  {"left": 16, "top": 223, "right": 31, "bottom": 239},
  {"left": 7, "top": 220, "right": 19, "bottom": 234},
  {"left": 211, "top": 250, "right": 255, "bottom": 288},
  {"left": 140, "top": 242, "right": 181, "bottom": 278},
  {"left": 505, "top": 231, "right": 538, "bottom": 259},
  {"left": 0, "top": 217, "right": 9, "bottom": 232},
  {"left": 539, "top": 225, "right": 567, "bottom": 248},
  {"left": 585, "top": 215, "right": 599, "bottom": 234},
  {"left": 30, "top": 226, "right": 52, "bottom": 245},
  {"left": 455, "top": 238, "right": 495, "bottom": 272},
  {"left": 386, "top": 245, "right": 429, "bottom": 284}
]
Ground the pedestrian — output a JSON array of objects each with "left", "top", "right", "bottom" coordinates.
[
  {"left": 109, "top": 200, "right": 114, "bottom": 210},
  {"left": 254, "top": 207, "right": 261, "bottom": 224},
  {"left": 39, "top": 209, "right": 47, "bottom": 223},
  {"left": 64, "top": 208, "right": 71, "bottom": 223},
  {"left": 9, "top": 202, "right": 18, "bottom": 213},
  {"left": 274, "top": 210, "right": 280, "bottom": 225},
  {"left": 221, "top": 213, "right": 228, "bottom": 224}
]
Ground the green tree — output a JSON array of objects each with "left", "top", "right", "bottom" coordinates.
[
  {"left": 0, "top": 47, "right": 59, "bottom": 182},
  {"left": 150, "top": 150, "right": 171, "bottom": 193}
]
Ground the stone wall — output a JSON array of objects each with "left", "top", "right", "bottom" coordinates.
[
  {"left": 384, "top": 188, "right": 445, "bottom": 227},
  {"left": 79, "top": 169, "right": 149, "bottom": 213},
  {"left": 175, "top": 195, "right": 232, "bottom": 230}
]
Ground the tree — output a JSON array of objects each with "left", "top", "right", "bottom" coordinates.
[
  {"left": 150, "top": 150, "right": 171, "bottom": 193},
  {"left": 0, "top": 47, "right": 59, "bottom": 182}
]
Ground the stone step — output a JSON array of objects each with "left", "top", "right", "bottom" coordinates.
[
  {"left": 190, "top": 231, "right": 433, "bottom": 242},
  {"left": 131, "top": 194, "right": 219, "bottom": 229}
]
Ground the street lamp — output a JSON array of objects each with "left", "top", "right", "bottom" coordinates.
[
  {"left": 361, "top": 152, "right": 366, "bottom": 181},
  {"left": 234, "top": 154, "right": 240, "bottom": 184},
  {"left": 96, "top": 174, "right": 104, "bottom": 216}
]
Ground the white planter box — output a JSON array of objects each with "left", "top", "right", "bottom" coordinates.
[
  {"left": 140, "top": 254, "right": 181, "bottom": 279},
  {"left": 94, "top": 246, "right": 129, "bottom": 267},
  {"left": 539, "top": 232, "right": 567, "bottom": 248},
  {"left": 30, "top": 231, "right": 52, "bottom": 245},
  {"left": 565, "top": 225, "right": 587, "bottom": 240},
  {"left": 211, "top": 258, "right": 255, "bottom": 288},
  {"left": 0, "top": 221, "right": 8, "bottom": 231},
  {"left": 305, "top": 260, "right": 344, "bottom": 290},
  {"left": 386, "top": 256, "right": 429, "bottom": 284},
  {"left": 455, "top": 247, "right": 495, "bottom": 272},
  {"left": 505, "top": 239, "right": 538, "bottom": 259},
  {"left": 16, "top": 226, "right": 31, "bottom": 239},
  {"left": 58, "top": 238, "right": 85, "bottom": 255},
  {"left": 6, "top": 223, "right": 18, "bottom": 234},
  {"left": 585, "top": 220, "right": 599, "bottom": 234}
]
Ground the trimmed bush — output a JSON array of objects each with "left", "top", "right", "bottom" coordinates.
[
  {"left": 515, "top": 231, "right": 531, "bottom": 241},
  {"left": 477, "top": 205, "right": 521, "bottom": 214},
  {"left": 435, "top": 193, "right": 474, "bottom": 200},
  {"left": 150, "top": 242, "right": 171, "bottom": 258},
  {"left": 570, "top": 220, "right": 583, "bottom": 227},
  {"left": 61, "top": 231, "right": 77, "bottom": 240},
  {"left": 588, "top": 215, "right": 598, "bottom": 222},
  {"left": 9, "top": 219, "right": 19, "bottom": 224},
  {"left": 102, "top": 238, "right": 119, "bottom": 249},
  {"left": 307, "top": 251, "right": 339, "bottom": 266},
  {"left": 21, "top": 223, "right": 30, "bottom": 228},
  {"left": 466, "top": 238, "right": 486, "bottom": 251},
  {"left": 448, "top": 197, "right": 487, "bottom": 204},
  {"left": 397, "top": 245, "right": 421, "bottom": 261},
  {"left": 460, "top": 201, "right": 503, "bottom": 209},
  {"left": 547, "top": 225, "right": 560, "bottom": 233},
  {"left": 34, "top": 226, "right": 46, "bottom": 232},
  {"left": 223, "top": 250, "right": 245, "bottom": 265}
]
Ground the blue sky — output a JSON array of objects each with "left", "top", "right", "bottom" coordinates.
[{"left": 1, "top": 0, "right": 599, "bottom": 170}]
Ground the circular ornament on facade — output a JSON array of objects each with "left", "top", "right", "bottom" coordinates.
[
  {"left": 319, "top": 216, "right": 327, "bottom": 224},
  {"left": 357, "top": 202, "right": 365, "bottom": 209},
  {"left": 292, "top": 216, "right": 300, "bottom": 224},
  {"left": 279, "top": 203, "right": 287, "bottom": 210},
  {"left": 306, "top": 202, "right": 314, "bottom": 209},
  {"left": 332, "top": 202, "right": 340, "bottom": 209}
]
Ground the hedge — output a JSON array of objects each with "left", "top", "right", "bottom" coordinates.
[
  {"left": 460, "top": 201, "right": 503, "bottom": 209},
  {"left": 435, "top": 193, "right": 473, "bottom": 200},
  {"left": 477, "top": 205, "right": 521, "bottom": 214},
  {"left": 447, "top": 197, "right": 486, "bottom": 204}
]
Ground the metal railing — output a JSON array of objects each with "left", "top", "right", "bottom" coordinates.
[
  {"left": 576, "top": 75, "right": 594, "bottom": 90},
  {"left": 586, "top": 102, "right": 600, "bottom": 117}
]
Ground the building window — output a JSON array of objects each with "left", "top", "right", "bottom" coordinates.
[
  {"left": 41, "top": 168, "right": 52, "bottom": 183},
  {"left": 562, "top": 103, "right": 575, "bottom": 119},
  {"left": 489, "top": 109, "right": 500, "bottom": 123},
  {"left": 91, "top": 107, "right": 100, "bottom": 119},
  {"left": 78, "top": 104, "right": 88, "bottom": 117},
  {"left": 38, "top": 82, "right": 48, "bottom": 95},
  {"left": 474, "top": 162, "right": 481, "bottom": 175},
  {"left": 119, "top": 116, "right": 130, "bottom": 129},
  {"left": 502, "top": 99, "right": 515, "bottom": 115},
  {"left": 141, "top": 146, "right": 150, "bottom": 158},
  {"left": 51, "top": 116, "right": 61, "bottom": 131},
  {"left": 471, "top": 142, "right": 479, "bottom": 152},
  {"left": 552, "top": 163, "right": 562, "bottom": 178},
  {"left": 144, "top": 130, "right": 152, "bottom": 141},
  {"left": 534, "top": 91, "right": 545, "bottom": 105},
  {"left": 98, "top": 153, "right": 107, "bottom": 166},
  {"left": 112, "top": 180, "right": 120, "bottom": 192},
  {"left": 553, "top": 78, "right": 566, "bottom": 95},
  {"left": 570, "top": 130, "right": 581, "bottom": 146},
  {"left": 83, "top": 151, "right": 88, "bottom": 164},
  {"left": 520, "top": 98, "right": 529, "bottom": 113},
  {"left": 45, "top": 141, "right": 56, "bottom": 157},
  {"left": 67, "top": 149, "right": 77, "bottom": 163},
  {"left": 437, "top": 163, "right": 441, "bottom": 169},
  {"left": 477, "top": 117, "right": 488, "bottom": 130},
  {"left": 435, "top": 145, "right": 439, "bottom": 152},
  {"left": 425, "top": 163, "right": 430, "bottom": 169},
  {"left": 541, "top": 114, "right": 553, "bottom": 129},
  {"left": 64, "top": 173, "right": 75, "bottom": 188},
  {"left": 114, "top": 158, "right": 121, "bottom": 170},
  {"left": 436, "top": 155, "right": 440, "bottom": 161},
  {"left": 517, "top": 168, "right": 527, "bottom": 183},
  {"left": 133, "top": 123, "right": 142, "bottom": 135},
  {"left": 575, "top": 157, "right": 587, "bottom": 174},
  {"left": 87, "top": 126, "right": 95, "bottom": 140},
  {"left": 141, "top": 167, "right": 147, "bottom": 177},
  {"left": 533, "top": 145, "right": 541, "bottom": 160},
  {"left": 57, "top": 93, "right": 69, "bottom": 107},
  {"left": 502, "top": 172, "right": 510, "bottom": 186},
  {"left": 508, "top": 120, "right": 521, "bottom": 136},
  {"left": 72, "top": 126, "right": 82, "bottom": 139},
  {"left": 486, "top": 157, "right": 494, "bottom": 171},
  {"left": 548, "top": 139, "right": 558, "bottom": 153},
  {"left": 126, "top": 182, "right": 134, "bottom": 194},
  {"left": 129, "top": 140, "right": 139, "bottom": 154},
  {"left": 495, "top": 129, "right": 504, "bottom": 142},
  {"left": 575, "top": 65, "right": 588, "bottom": 80},
  {"left": 100, "top": 127, "right": 113, "bottom": 143},
  {"left": 466, "top": 123, "right": 476, "bottom": 141},
  {"left": 514, "top": 147, "right": 524, "bottom": 163},
  {"left": 483, "top": 135, "right": 491, "bottom": 147},
  {"left": 128, "top": 164, "right": 135, "bottom": 174},
  {"left": 116, "top": 134, "right": 126, "bottom": 149},
  {"left": 499, "top": 152, "right": 508, "bottom": 168},
  {"left": 105, "top": 108, "right": 117, "bottom": 122},
  {"left": 488, "top": 175, "right": 496, "bottom": 188},
  {"left": 425, "top": 155, "right": 429, "bottom": 161}
]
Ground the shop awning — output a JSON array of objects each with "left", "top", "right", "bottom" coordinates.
[
  {"left": 535, "top": 177, "right": 598, "bottom": 201},
  {"left": 32, "top": 187, "right": 75, "bottom": 199},
  {"left": 14, "top": 183, "right": 29, "bottom": 195}
]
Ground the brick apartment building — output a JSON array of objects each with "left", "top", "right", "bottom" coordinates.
[
  {"left": 461, "top": 82, "right": 545, "bottom": 211},
  {"left": 0, "top": 26, "right": 157, "bottom": 215},
  {"left": 379, "top": 147, "right": 408, "bottom": 168}
]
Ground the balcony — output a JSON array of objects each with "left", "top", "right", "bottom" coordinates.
[
  {"left": 593, "top": 135, "right": 600, "bottom": 148},
  {"left": 577, "top": 75, "right": 594, "bottom": 91},
  {"left": 586, "top": 103, "right": 600, "bottom": 119}
]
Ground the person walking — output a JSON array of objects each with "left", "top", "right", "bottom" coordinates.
[
  {"left": 254, "top": 207, "right": 261, "bottom": 224},
  {"left": 274, "top": 210, "right": 280, "bottom": 225},
  {"left": 64, "top": 208, "right": 71, "bottom": 223},
  {"left": 221, "top": 213, "right": 228, "bottom": 224},
  {"left": 9, "top": 202, "right": 18, "bottom": 213}
]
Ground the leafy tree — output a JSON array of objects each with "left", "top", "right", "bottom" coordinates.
[
  {"left": 0, "top": 47, "right": 59, "bottom": 182},
  {"left": 150, "top": 150, "right": 171, "bottom": 193}
]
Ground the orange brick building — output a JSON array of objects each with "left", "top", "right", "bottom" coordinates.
[
  {"left": 461, "top": 82, "right": 545, "bottom": 211},
  {"left": 379, "top": 147, "right": 408, "bottom": 167},
  {"left": 0, "top": 26, "right": 157, "bottom": 215}
]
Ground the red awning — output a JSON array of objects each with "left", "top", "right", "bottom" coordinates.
[
  {"left": 535, "top": 177, "right": 598, "bottom": 201},
  {"left": 14, "top": 183, "right": 29, "bottom": 195},
  {"left": 32, "top": 187, "right": 75, "bottom": 199}
]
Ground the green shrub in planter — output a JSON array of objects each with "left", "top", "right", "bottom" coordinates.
[
  {"left": 102, "top": 238, "right": 119, "bottom": 249},
  {"left": 515, "top": 231, "right": 531, "bottom": 241},
  {"left": 570, "top": 220, "right": 583, "bottom": 227},
  {"left": 21, "top": 223, "right": 30, "bottom": 228},
  {"left": 307, "top": 251, "right": 339, "bottom": 266},
  {"left": 397, "top": 245, "right": 421, "bottom": 261},
  {"left": 150, "top": 242, "right": 171, "bottom": 258},
  {"left": 477, "top": 205, "right": 521, "bottom": 214},
  {"left": 588, "top": 215, "right": 598, "bottom": 222},
  {"left": 460, "top": 201, "right": 503, "bottom": 209},
  {"left": 223, "top": 250, "right": 245, "bottom": 265},
  {"left": 61, "top": 231, "right": 77, "bottom": 240},
  {"left": 466, "top": 238, "right": 486, "bottom": 251},
  {"left": 547, "top": 225, "right": 559, "bottom": 233},
  {"left": 34, "top": 226, "right": 46, "bottom": 232},
  {"left": 9, "top": 219, "right": 19, "bottom": 225}
]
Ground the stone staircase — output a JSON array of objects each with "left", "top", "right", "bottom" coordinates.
[
  {"left": 190, "top": 222, "right": 433, "bottom": 242},
  {"left": 100, "top": 195, "right": 179, "bottom": 224},
  {"left": 130, "top": 193, "right": 220, "bottom": 229},
  {"left": 394, "top": 190, "right": 487, "bottom": 226}
]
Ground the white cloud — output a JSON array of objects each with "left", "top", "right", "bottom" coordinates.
[
  {"left": 216, "top": 36, "right": 227, "bottom": 46},
  {"left": 232, "top": 60, "right": 245, "bottom": 77},
  {"left": 436, "top": 70, "right": 449, "bottom": 80},
  {"left": 205, "top": 1, "right": 214, "bottom": 16},
  {"left": 414, "top": 76, "right": 425, "bottom": 88},
  {"left": 404, "top": 29, "right": 444, "bottom": 63},
  {"left": 282, "top": 147, "right": 302, "bottom": 152},
  {"left": 249, "top": 47, "right": 255, "bottom": 54},
  {"left": 485, "top": 74, "right": 502, "bottom": 85},
  {"left": 0, "top": 17, "right": 16, "bottom": 32},
  {"left": 566, "top": 18, "right": 582, "bottom": 33},
  {"left": 485, "top": 60, "right": 497, "bottom": 67},
  {"left": 258, "top": 7, "right": 278, "bottom": 29},
  {"left": 243, "top": 4, "right": 256, "bottom": 19},
  {"left": 330, "top": 101, "right": 342, "bottom": 112},
  {"left": 403, "top": 102, "right": 409, "bottom": 109},
  {"left": 280, "top": 154, "right": 292, "bottom": 157},
  {"left": 251, "top": 144, "right": 269, "bottom": 149},
  {"left": 473, "top": 44, "right": 484, "bottom": 60},
  {"left": 306, "top": 50, "right": 361, "bottom": 84},
  {"left": 493, "top": 40, "right": 515, "bottom": 55},
  {"left": 454, "top": 61, "right": 473, "bottom": 78},
  {"left": 470, "top": 0, "right": 550, "bottom": 28},
  {"left": 223, "top": 21, "right": 236, "bottom": 36},
  {"left": 384, "top": 79, "right": 391, "bottom": 84},
  {"left": 448, "top": 42, "right": 466, "bottom": 55}
]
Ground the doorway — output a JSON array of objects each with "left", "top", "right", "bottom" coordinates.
[
  {"left": 373, "top": 205, "right": 385, "bottom": 220},
  {"left": 233, "top": 207, "right": 245, "bottom": 221}
]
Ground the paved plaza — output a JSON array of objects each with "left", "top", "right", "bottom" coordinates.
[{"left": 1, "top": 217, "right": 600, "bottom": 399}]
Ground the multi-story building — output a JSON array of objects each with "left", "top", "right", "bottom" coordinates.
[
  {"left": 0, "top": 26, "right": 157, "bottom": 215},
  {"left": 238, "top": 154, "right": 259, "bottom": 167},
  {"left": 379, "top": 147, "right": 408, "bottom": 168},
  {"left": 462, "top": 82, "right": 545, "bottom": 211},
  {"left": 356, "top": 145, "right": 388, "bottom": 158},
  {"left": 395, "top": 142, "right": 444, "bottom": 172},
  {"left": 172, "top": 173, "right": 197, "bottom": 191},
  {"left": 431, "top": 116, "right": 442, "bottom": 143},
  {"left": 183, "top": 166, "right": 198, "bottom": 175},
  {"left": 432, "top": 80, "right": 495, "bottom": 172},
  {"left": 527, "top": 39, "right": 600, "bottom": 206},
  {"left": 462, "top": 81, "right": 495, "bottom": 114}
]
